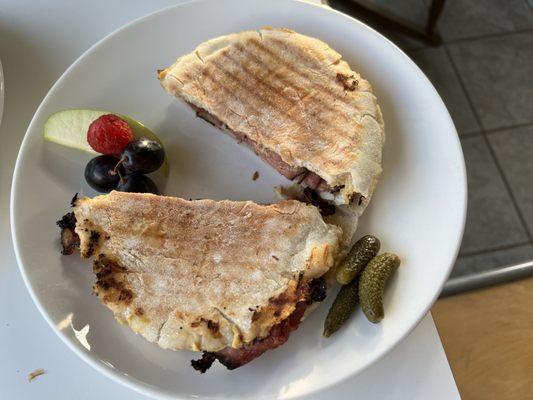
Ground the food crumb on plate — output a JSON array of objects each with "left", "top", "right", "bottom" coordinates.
[
  {"left": 252, "top": 171, "right": 259, "bottom": 181},
  {"left": 27, "top": 369, "right": 45, "bottom": 383}
]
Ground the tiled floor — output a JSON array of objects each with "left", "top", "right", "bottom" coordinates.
[
  {"left": 331, "top": 0, "right": 533, "bottom": 278},
  {"left": 408, "top": 47, "right": 480, "bottom": 134},
  {"left": 437, "top": 0, "right": 533, "bottom": 41},
  {"left": 457, "top": 136, "right": 527, "bottom": 255}
]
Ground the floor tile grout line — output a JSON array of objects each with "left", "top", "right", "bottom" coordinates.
[
  {"left": 461, "top": 122, "right": 533, "bottom": 139},
  {"left": 444, "top": 27, "right": 533, "bottom": 46},
  {"left": 459, "top": 241, "right": 532, "bottom": 258},
  {"left": 485, "top": 121, "right": 533, "bottom": 135},
  {"left": 442, "top": 45, "right": 483, "bottom": 130},
  {"left": 443, "top": 45, "right": 533, "bottom": 244},
  {"left": 484, "top": 133, "right": 533, "bottom": 241}
]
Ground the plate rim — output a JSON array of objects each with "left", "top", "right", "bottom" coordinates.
[{"left": 10, "top": 0, "right": 467, "bottom": 398}]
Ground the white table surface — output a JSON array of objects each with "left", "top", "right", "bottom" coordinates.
[{"left": 0, "top": 1, "right": 460, "bottom": 399}]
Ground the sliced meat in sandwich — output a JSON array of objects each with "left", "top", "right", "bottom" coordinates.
[
  {"left": 59, "top": 191, "right": 341, "bottom": 371},
  {"left": 158, "top": 27, "right": 384, "bottom": 243}
]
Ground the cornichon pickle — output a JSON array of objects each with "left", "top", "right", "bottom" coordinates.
[
  {"left": 359, "top": 253, "right": 400, "bottom": 323},
  {"left": 336, "top": 235, "right": 380, "bottom": 285},
  {"left": 323, "top": 277, "right": 359, "bottom": 337}
]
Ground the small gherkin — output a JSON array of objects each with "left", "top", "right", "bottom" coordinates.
[
  {"left": 359, "top": 253, "right": 401, "bottom": 324},
  {"left": 323, "top": 277, "right": 360, "bottom": 337},
  {"left": 335, "top": 235, "right": 380, "bottom": 285}
]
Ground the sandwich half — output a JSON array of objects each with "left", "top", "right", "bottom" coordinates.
[
  {"left": 158, "top": 28, "right": 384, "bottom": 242},
  {"left": 59, "top": 191, "right": 341, "bottom": 371}
]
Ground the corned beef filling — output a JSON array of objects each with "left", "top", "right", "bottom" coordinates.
[
  {"left": 191, "top": 276, "right": 327, "bottom": 372},
  {"left": 189, "top": 104, "right": 336, "bottom": 194},
  {"left": 57, "top": 212, "right": 80, "bottom": 255}
]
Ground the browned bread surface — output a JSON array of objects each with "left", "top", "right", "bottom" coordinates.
[
  {"left": 159, "top": 28, "right": 384, "bottom": 204},
  {"left": 74, "top": 191, "right": 341, "bottom": 351}
]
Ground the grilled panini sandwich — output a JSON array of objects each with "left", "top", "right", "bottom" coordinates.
[
  {"left": 158, "top": 28, "right": 384, "bottom": 241},
  {"left": 59, "top": 191, "right": 341, "bottom": 371}
]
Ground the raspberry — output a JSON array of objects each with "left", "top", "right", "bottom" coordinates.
[{"left": 87, "top": 114, "right": 133, "bottom": 156}]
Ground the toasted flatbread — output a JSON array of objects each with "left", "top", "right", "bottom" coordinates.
[
  {"left": 71, "top": 191, "right": 341, "bottom": 353},
  {"left": 158, "top": 28, "right": 384, "bottom": 207}
]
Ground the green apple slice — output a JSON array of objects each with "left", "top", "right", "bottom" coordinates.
[
  {"left": 44, "top": 109, "right": 163, "bottom": 151},
  {"left": 44, "top": 109, "right": 168, "bottom": 175}
]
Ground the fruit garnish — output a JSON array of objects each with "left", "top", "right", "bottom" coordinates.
[
  {"left": 87, "top": 114, "right": 133, "bottom": 156},
  {"left": 84, "top": 155, "right": 122, "bottom": 193},
  {"left": 43, "top": 109, "right": 169, "bottom": 177},
  {"left": 44, "top": 109, "right": 165, "bottom": 154},
  {"left": 120, "top": 138, "right": 165, "bottom": 174},
  {"left": 117, "top": 173, "right": 159, "bottom": 195}
]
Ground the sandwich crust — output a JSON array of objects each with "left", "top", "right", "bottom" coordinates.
[
  {"left": 159, "top": 27, "right": 384, "bottom": 204},
  {"left": 74, "top": 191, "right": 341, "bottom": 352}
]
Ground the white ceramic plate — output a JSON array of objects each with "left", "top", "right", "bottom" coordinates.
[{"left": 11, "top": 0, "right": 466, "bottom": 399}]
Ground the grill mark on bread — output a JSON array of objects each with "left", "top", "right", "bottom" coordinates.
[
  {"left": 202, "top": 55, "right": 353, "bottom": 160},
  {"left": 219, "top": 50, "right": 341, "bottom": 133},
  {"left": 247, "top": 38, "right": 360, "bottom": 113},
  {"left": 235, "top": 42, "right": 353, "bottom": 120},
  {"left": 186, "top": 60, "right": 355, "bottom": 157},
  {"left": 268, "top": 36, "right": 326, "bottom": 68},
  {"left": 209, "top": 58, "right": 299, "bottom": 126},
  {"left": 182, "top": 41, "right": 365, "bottom": 167},
  {"left": 234, "top": 43, "right": 308, "bottom": 98},
  {"left": 182, "top": 70, "right": 258, "bottom": 127},
  {"left": 213, "top": 55, "right": 319, "bottom": 137},
  {"left": 220, "top": 46, "right": 353, "bottom": 129},
  {"left": 221, "top": 50, "right": 300, "bottom": 110},
  {"left": 200, "top": 50, "right": 341, "bottom": 136}
]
